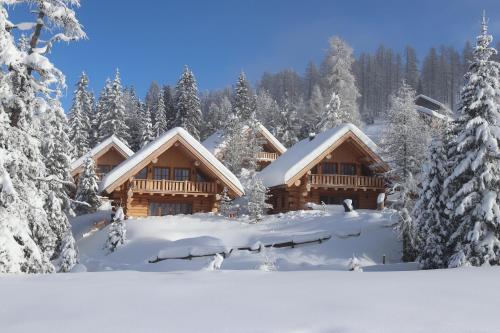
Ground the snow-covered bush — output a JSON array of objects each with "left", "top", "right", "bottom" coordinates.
[
  {"left": 206, "top": 253, "right": 224, "bottom": 271},
  {"left": 258, "top": 245, "right": 278, "bottom": 272},
  {"left": 348, "top": 255, "right": 363, "bottom": 272},
  {"left": 58, "top": 230, "right": 79, "bottom": 272},
  {"left": 105, "top": 207, "right": 126, "bottom": 253},
  {"left": 74, "top": 157, "right": 101, "bottom": 215}
]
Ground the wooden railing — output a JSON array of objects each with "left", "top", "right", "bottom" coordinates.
[
  {"left": 131, "top": 179, "right": 218, "bottom": 194},
  {"left": 310, "top": 174, "right": 385, "bottom": 189},
  {"left": 256, "top": 152, "right": 278, "bottom": 161}
]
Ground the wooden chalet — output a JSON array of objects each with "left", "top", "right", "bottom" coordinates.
[
  {"left": 258, "top": 124, "right": 389, "bottom": 212},
  {"left": 415, "top": 94, "right": 453, "bottom": 126},
  {"left": 70, "top": 135, "right": 134, "bottom": 182},
  {"left": 202, "top": 123, "right": 287, "bottom": 170},
  {"left": 99, "top": 127, "right": 244, "bottom": 217}
]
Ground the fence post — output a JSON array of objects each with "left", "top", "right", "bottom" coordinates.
[{"left": 382, "top": 254, "right": 386, "bottom": 265}]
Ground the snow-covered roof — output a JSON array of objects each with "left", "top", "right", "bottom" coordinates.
[
  {"left": 415, "top": 94, "right": 450, "bottom": 112},
  {"left": 258, "top": 123, "right": 385, "bottom": 188},
  {"left": 202, "top": 123, "right": 287, "bottom": 157},
  {"left": 70, "top": 135, "right": 134, "bottom": 175},
  {"left": 99, "top": 127, "right": 244, "bottom": 196},
  {"left": 415, "top": 106, "right": 448, "bottom": 120}
]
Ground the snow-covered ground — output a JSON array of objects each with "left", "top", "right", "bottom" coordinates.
[
  {"left": 2, "top": 206, "right": 498, "bottom": 332},
  {"left": 76, "top": 206, "right": 403, "bottom": 272}
]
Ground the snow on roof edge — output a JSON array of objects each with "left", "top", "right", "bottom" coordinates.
[
  {"left": 99, "top": 127, "right": 244, "bottom": 195},
  {"left": 258, "top": 123, "right": 287, "bottom": 153},
  {"left": 70, "top": 135, "right": 134, "bottom": 173},
  {"left": 258, "top": 123, "right": 382, "bottom": 188}
]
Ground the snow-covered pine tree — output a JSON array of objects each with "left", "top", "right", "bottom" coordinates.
[
  {"left": 75, "top": 157, "right": 101, "bottom": 215},
  {"left": 68, "top": 72, "right": 92, "bottom": 157},
  {"left": 58, "top": 229, "right": 79, "bottom": 272},
  {"left": 98, "top": 69, "right": 130, "bottom": 145},
  {"left": 247, "top": 174, "right": 272, "bottom": 223},
  {"left": 321, "top": 37, "right": 361, "bottom": 127},
  {"left": 444, "top": 14, "right": 500, "bottom": 267},
  {"left": 206, "top": 96, "right": 232, "bottom": 135},
  {"left": 255, "top": 90, "right": 280, "bottom": 130},
  {"left": 274, "top": 97, "right": 299, "bottom": 147},
  {"left": 139, "top": 105, "right": 155, "bottom": 148},
  {"left": 221, "top": 112, "right": 247, "bottom": 175},
  {"left": 123, "top": 87, "right": 142, "bottom": 151},
  {"left": 414, "top": 125, "right": 451, "bottom": 269},
  {"left": 218, "top": 187, "right": 234, "bottom": 217},
  {"left": 380, "top": 82, "right": 430, "bottom": 261},
  {"left": 153, "top": 90, "right": 168, "bottom": 138},
  {"left": 105, "top": 207, "right": 126, "bottom": 253},
  {"left": 163, "top": 85, "right": 176, "bottom": 129},
  {"left": 145, "top": 81, "right": 161, "bottom": 123},
  {"left": 303, "top": 84, "right": 325, "bottom": 136},
  {"left": 317, "top": 92, "right": 342, "bottom": 132},
  {"left": 233, "top": 72, "right": 255, "bottom": 122},
  {"left": 174, "top": 66, "right": 202, "bottom": 140},
  {"left": 0, "top": 0, "right": 85, "bottom": 273}
]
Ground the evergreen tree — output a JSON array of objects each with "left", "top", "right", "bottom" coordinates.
[
  {"left": 233, "top": 72, "right": 255, "bottom": 122},
  {"left": 222, "top": 112, "right": 247, "bottom": 175},
  {"left": 206, "top": 96, "right": 231, "bottom": 135},
  {"left": 444, "top": 15, "right": 500, "bottom": 267},
  {"left": 317, "top": 92, "right": 342, "bottom": 132},
  {"left": 98, "top": 70, "right": 130, "bottom": 145},
  {"left": 174, "top": 66, "right": 202, "bottom": 140},
  {"left": 58, "top": 229, "right": 79, "bottom": 272},
  {"left": 153, "top": 90, "right": 168, "bottom": 138},
  {"left": 404, "top": 46, "right": 420, "bottom": 90},
  {"left": 75, "top": 157, "right": 101, "bottom": 215},
  {"left": 414, "top": 127, "right": 451, "bottom": 269},
  {"left": 68, "top": 72, "right": 92, "bottom": 157},
  {"left": 380, "top": 82, "right": 430, "bottom": 261},
  {"left": 105, "top": 207, "right": 126, "bottom": 253},
  {"left": 274, "top": 97, "right": 299, "bottom": 147},
  {"left": 145, "top": 81, "right": 161, "bottom": 123},
  {"left": 0, "top": 0, "right": 85, "bottom": 273},
  {"left": 162, "top": 85, "right": 176, "bottom": 128},
  {"left": 123, "top": 87, "right": 142, "bottom": 151},
  {"left": 255, "top": 90, "right": 279, "bottom": 130},
  {"left": 247, "top": 174, "right": 272, "bottom": 223},
  {"left": 218, "top": 187, "right": 234, "bottom": 217},
  {"left": 304, "top": 84, "right": 325, "bottom": 135},
  {"left": 139, "top": 104, "right": 154, "bottom": 148},
  {"left": 321, "top": 37, "right": 361, "bottom": 126}
]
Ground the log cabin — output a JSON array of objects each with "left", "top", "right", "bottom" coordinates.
[
  {"left": 99, "top": 127, "right": 244, "bottom": 217},
  {"left": 202, "top": 123, "right": 287, "bottom": 170},
  {"left": 70, "top": 135, "right": 134, "bottom": 182},
  {"left": 415, "top": 94, "right": 453, "bottom": 126},
  {"left": 258, "top": 124, "right": 390, "bottom": 212}
]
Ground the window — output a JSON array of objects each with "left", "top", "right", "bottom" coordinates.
[
  {"left": 174, "top": 168, "right": 190, "bottom": 181},
  {"left": 322, "top": 162, "right": 337, "bottom": 174},
  {"left": 340, "top": 163, "right": 356, "bottom": 175},
  {"left": 153, "top": 167, "right": 169, "bottom": 180},
  {"left": 149, "top": 202, "right": 193, "bottom": 216},
  {"left": 135, "top": 167, "right": 148, "bottom": 179}
]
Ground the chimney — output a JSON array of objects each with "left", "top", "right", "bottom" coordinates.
[{"left": 309, "top": 132, "right": 316, "bottom": 141}]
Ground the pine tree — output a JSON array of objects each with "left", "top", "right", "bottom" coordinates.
[
  {"left": 105, "top": 207, "right": 126, "bottom": 253},
  {"left": 444, "top": 15, "right": 500, "bottom": 267},
  {"left": 68, "top": 72, "right": 92, "bottom": 157},
  {"left": 321, "top": 37, "right": 361, "bottom": 126},
  {"left": 317, "top": 92, "right": 342, "bottom": 132},
  {"left": 0, "top": 0, "right": 85, "bottom": 273},
  {"left": 247, "top": 174, "right": 272, "bottom": 223},
  {"left": 75, "top": 157, "right": 101, "bottom": 215},
  {"left": 414, "top": 126, "right": 451, "bottom": 269},
  {"left": 255, "top": 90, "right": 279, "bottom": 130},
  {"left": 233, "top": 72, "right": 255, "bottom": 122},
  {"left": 206, "top": 96, "right": 231, "bottom": 135},
  {"left": 304, "top": 84, "right": 325, "bottom": 135},
  {"left": 162, "top": 85, "right": 176, "bottom": 129},
  {"left": 153, "top": 90, "right": 168, "bottom": 138},
  {"left": 218, "top": 187, "right": 234, "bottom": 217},
  {"left": 58, "top": 229, "right": 79, "bottom": 272},
  {"left": 174, "top": 66, "right": 202, "bottom": 140},
  {"left": 221, "top": 112, "right": 247, "bottom": 175},
  {"left": 123, "top": 87, "right": 142, "bottom": 151},
  {"left": 139, "top": 105, "right": 155, "bottom": 148},
  {"left": 98, "top": 69, "right": 130, "bottom": 144},
  {"left": 274, "top": 97, "right": 299, "bottom": 147},
  {"left": 380, "top": 82, "right": 430, "bottom": 261}
]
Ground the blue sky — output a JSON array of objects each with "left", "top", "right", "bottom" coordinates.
[{"left": 8, "top": 0, "right": 500, "bottom": 110}]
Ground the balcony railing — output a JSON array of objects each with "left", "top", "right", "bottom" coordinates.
[
  {"left": 310, "top": 174, "right": 385, "bottom": 189},
  {"left": 256, "top": 152, "right": 278, "bottom": 161},
  {"left": 131, "top": 179, "right": 218, "bottom": 194}
]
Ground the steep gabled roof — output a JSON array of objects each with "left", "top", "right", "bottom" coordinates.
[
  {"left": 202, "top": 123, "right": 287, "bottom": 157},
  {"left": 258, "top": 123, "right": 388, "bottom": 188},
  {"left": 70, "top": 135, "right": 134, "bottom": 176},
  {"left": 99, "top": 127, "right": 244, "bottom": 196}
]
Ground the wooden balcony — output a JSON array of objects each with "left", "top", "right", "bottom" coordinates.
[
  {"left": 310, "top": 174, "right": 385, "bottom": 190},
  {"left": 256, "top": 152, "right": 278, "bottom": 161},
  {"left": 131, "top": 179, "right": 218, "bottom": 195}
]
